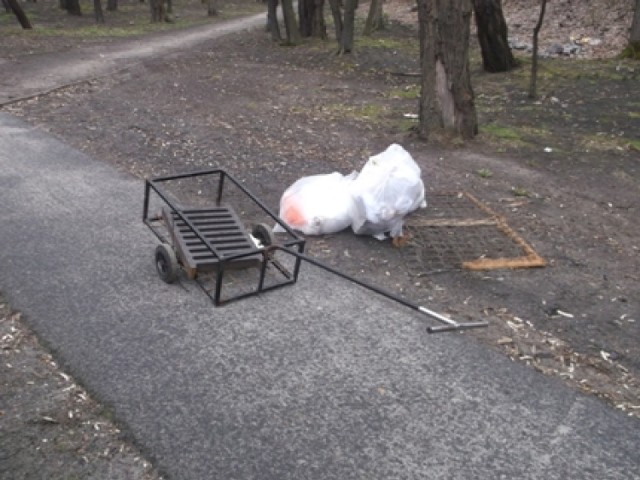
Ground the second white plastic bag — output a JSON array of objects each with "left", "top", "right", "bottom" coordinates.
[{"left": 350, "top": 144, "right": 426, "bottom": 239}]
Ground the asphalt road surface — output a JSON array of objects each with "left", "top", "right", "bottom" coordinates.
[{"left": 1, "top": 111, "right": 639, "bottom": 479}]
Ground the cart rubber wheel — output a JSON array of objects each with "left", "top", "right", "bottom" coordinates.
[
  {"left": 252, "top": 223, "right": 276, "bottom": 247},
  {"left": 155, "top": 243, "right": 179, "bottom": 284}
]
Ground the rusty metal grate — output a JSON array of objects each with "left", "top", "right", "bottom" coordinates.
[
  {"left": 163, "top": 206, "right": 261, "bottom": 279},
  {"left": 405, "top": 192, "right": 545, "bottom": 273}
]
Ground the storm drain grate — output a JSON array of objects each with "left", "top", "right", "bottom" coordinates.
[{"left": 405, "top": 192, "right": 545, "bottom": 273}]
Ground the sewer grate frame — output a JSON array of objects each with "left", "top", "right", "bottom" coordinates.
[{"left": 405, "top": 192, "right": 546, "bottom": 273}]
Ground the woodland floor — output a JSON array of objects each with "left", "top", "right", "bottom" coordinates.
[{"left": 1, "top": 0, "right": 639, "bottom": 477}]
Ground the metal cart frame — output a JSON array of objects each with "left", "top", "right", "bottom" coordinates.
[{"left": 143, "top": 169, "right": 488, "bottom": 333}]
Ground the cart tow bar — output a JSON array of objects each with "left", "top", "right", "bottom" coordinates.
[{"left": 274, "top": 247, "right": 489, "bottom": 334}]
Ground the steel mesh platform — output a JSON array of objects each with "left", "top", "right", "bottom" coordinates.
[{"left": 405, "top": 192, "right": 545, "bottom": 273}]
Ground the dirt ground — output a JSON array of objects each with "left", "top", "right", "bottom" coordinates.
[{"left": 1, "top": 0, "right": 639, "bottom": 477}]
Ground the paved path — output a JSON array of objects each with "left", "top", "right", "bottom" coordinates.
[
  {"left": 1, "top": 112, "right": 639, "bottom": 479},
  {"left": 0, "top": 12, "right": 266, "bottom": 105}
]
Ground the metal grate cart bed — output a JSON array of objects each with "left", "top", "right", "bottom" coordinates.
[{"left": 143, "top": 169, "right": 488, "bottom": 333}]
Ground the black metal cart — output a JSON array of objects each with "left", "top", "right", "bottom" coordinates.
[{"left": 143, "top": 169, "right": 488, "bottom": 333}]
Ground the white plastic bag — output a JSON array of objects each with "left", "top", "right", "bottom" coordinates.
[
  {"left": 350, "top": 144, "right": 426, "bottom": 239},
  {"left": 275, "top": 171, "right": 358, "bottom": 235}
]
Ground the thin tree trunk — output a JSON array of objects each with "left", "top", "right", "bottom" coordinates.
[
  {"left": 621, "top": 0, "right": 640, "bottom": 57},
  {"left": 472, "top": 0, "right": 516, "bottom": 72},
  {"left": 417, "top": 0, "right": 477, "bottom": 139},
  {"left": 529, "top": 0, "right": 547, "bottom": 99},
  {"left": 281, "top": 0, "right": 301, "bottom": 44},
  {"left": 363, "top": 0, "right": 384, "bottom": 36},
  {"left": 207, "top": 0, "right": 217, "bottom": 16},
  {"left": 327, "top": 0, "right": 343, "bottom": 41},
  {"left": 267, "top": 0, "right": 281, "bottom": 41},
  {"left": 6, "top": 0, "right": 32, "bottom": 28},
  {"left": 106, "top": 0, "right": 117, "bottom": 11},
  {"left": 94, "top": 0, "right": 104, "bottom": 22},
  {"left": 632, "top": 0, "right": 640, "bottom": 43},
  {"left": 338, "top": 0, "right": 357, "bottom": 54}
]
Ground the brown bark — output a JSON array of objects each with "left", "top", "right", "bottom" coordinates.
[
  {"left": 417, "top": 0, "right": 477, "bottom": 139},
  {"left": 472, "top": 0, "right": 517, "bottom": 72},
  {"left": 6, "top": 0, "right": 32, "bottom": 28}
]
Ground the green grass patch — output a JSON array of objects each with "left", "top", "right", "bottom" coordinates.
[
  {"left": 481, "top": 124, "right": 522, "bottom": 140},
  {"left": 387, "top": 85, "right": 420, "bottom": 99}
]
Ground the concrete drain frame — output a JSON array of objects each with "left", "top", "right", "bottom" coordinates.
[{"left": 406, "top": 192, "right": 546, "bottom": 272}]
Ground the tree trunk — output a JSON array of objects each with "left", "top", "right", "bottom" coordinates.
[
  {"left": 529, "top": 0, "right": 546, "bottom": 99},
  {"left": 93, "top": 0, "right": 105, "bottom": 22},
  {"left": 417, "top": 0, "right": 477, "bottom": 140},
  {"left": 281, "top": 0, "right": 301, "bottom": 44},
  {"left": 363, "top": 0, "right": 384, "bottom": 36},
  {"left": 312, "top": 0, "right": 327, "bottom": 39},
  {"left": 267, "top": 0, "right": 281, "bottom": 41},
  {"left": 338, "top": 0, "right": 357, "bottom": 54},
  {"left": 207, "top": 0, "right": 217, "bottom": 16},
  {"left": 65, "top": 0, "right": 81, "bottom": 15},
  {"left": 622, "top": 0, "right": 640, "bottom": 58},
  {"left": 472, "top": 0, "right": 516, "bottom": 72},
  {"left": 106, "top": 0, "right": 117, "bottom": 11},
  {"left": 3, "top": 0, "right": 12, "bottom": 13},
  {"left": 150, "top": 0, "right": 164, "bottom": 22},
  {"left": 6, "top": 0, "right": 32, "bottom": 28},
  {"left": 299, "top": 0, "right": 326, "bottom": 38},
  {"left": 327, "top": 0, "right": 343, "bottom": 41}
]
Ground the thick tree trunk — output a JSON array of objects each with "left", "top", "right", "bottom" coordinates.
[
  {"left": 299, "top": 0, "right": 326, "bottom": 38},
  {"left": 93, "top": 0, "right": 104, "bottom": 22},
  {"left": 267, "top": 0, "right": 281, "bottom": 41},
  {"left": 6, "top": 0, "right": 32, "bottom": 28},
  {"left": 338, "top": 0, "right": 357, "bottom": 54},
  {"left": 363, "top": 0, "right": 384, "bottom": 36},
  {"left": 150, "top": 0, "right": 164, "bottom": 21},
  {"left": 65, "top": 0, "right": 81, "bottom": 15},
  {"left": 327, "top": 0, "right": 343, "bottom": 41},
  {"left": 281, "top": 0, "right": 301, "bottom": 44},
  {"left": 473, "top": 0, "right": 516, "bottom": 72},
  {"left": 417, "top": 0, "right": 477, "bottom": 139},
  {"left": 529, "top": 0, "right": 546, "bottom": 99}
]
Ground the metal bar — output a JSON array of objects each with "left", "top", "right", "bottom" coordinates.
[
  {"left": 270, "top": 246, "right": 488, "bottom": 334},
  {"left": 216, "top": 170, "right": 225, "bottom": 206}
]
